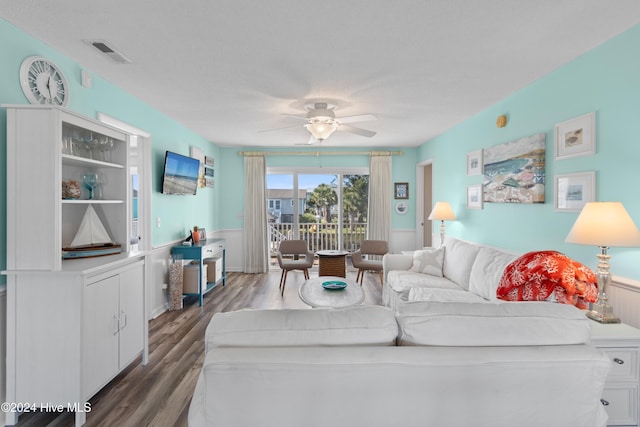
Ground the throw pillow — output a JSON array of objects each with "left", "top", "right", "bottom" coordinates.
[
  {"left": 410, "top": 247, "right": 444, "bottom": 277},
  {"left": 496, "top": 250, "right": 598, "bottom": 308}
]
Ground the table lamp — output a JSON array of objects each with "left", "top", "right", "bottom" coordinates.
[
  {"left": 428, "top": 202, "right": 456, "bottom": 246},
  {"left": 565, "top": 202, "right": 640, "bottom": 323}
]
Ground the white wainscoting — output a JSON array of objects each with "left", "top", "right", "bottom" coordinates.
[
  {"left": 609, "top": 276, "right": 640, "bottom": 329},
  {"left": 0, "top": 287, "right": 6, "bottom": 427}
]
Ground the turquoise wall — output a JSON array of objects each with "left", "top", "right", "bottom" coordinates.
[
  {"left": 217, "top": 147, "right": 417, "bottom": 230},
  {"left": 418, "top": 24, "right": 640, "bottom": 280},
  {"left": 0, "top": 18, "right": 220, "bottom": 287}
]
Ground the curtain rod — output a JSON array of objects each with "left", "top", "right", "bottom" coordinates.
[{"left": 238, "top": 150, "right": 403, "bottom": 157}]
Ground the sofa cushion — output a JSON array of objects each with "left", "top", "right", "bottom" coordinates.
[
  {"left": 469, "top": 247, "right": 518, "bottom": 301},
  {"left": 387, "top": 270, "right": 463, "bottom": 293},
  {"left": 442, "top": 237, "right": 482, "bottom": 289},
  {"left": 205, "top": 305, "right": 398, "bottom": 350},
  {"left": 408, "top": 287, "right": 487, "bottom": 303},
  {"left": 396, "top": 301, "right": 591, "bottom": 346},
  {"left": 410, "top": 246, "right": 445, "bottom": 276}
]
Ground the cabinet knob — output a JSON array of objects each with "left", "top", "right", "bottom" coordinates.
[
  {"left": 613, "top": 358, "right": 624, "bottom": 365},
  {"left": 600, "top": 399, "right": 609, "bottom": 406}
]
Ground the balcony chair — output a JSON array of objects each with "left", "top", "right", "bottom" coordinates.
[
  {"left": 276, "top": 240, "right": 314, "bottom": 296},
  {"left": 352, "top": 240, "right": 389, "bottom": 286}
]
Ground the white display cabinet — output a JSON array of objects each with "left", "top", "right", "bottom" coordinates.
[{"left": 2, "top": 105, "right": 147, "bottom": 427}]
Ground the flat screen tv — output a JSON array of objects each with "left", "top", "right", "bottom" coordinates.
[{"left": 161, "top": 151, "right": 200, "bottom": 195}]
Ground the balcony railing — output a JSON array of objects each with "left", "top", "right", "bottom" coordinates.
[{"left": 270, "top": 222, "right": 367, "bottom": 254}]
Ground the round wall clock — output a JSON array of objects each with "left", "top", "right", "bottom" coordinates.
[{"left": 19, "top": 56, "right": 69, "bottom": 107}]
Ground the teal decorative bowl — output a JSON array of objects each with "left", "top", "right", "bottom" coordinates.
[{"left": 322, "top": 280, "right": 347, "bottom": 290}]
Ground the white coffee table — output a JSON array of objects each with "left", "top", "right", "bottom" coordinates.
[{"left": 298, "top": 276, "right": 364, "bottom": 308}]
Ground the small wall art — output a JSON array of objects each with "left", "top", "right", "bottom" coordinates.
[
  {"left": 394, "top": 182, "right": 409, "bottom": 199},
  {"left": 466, "top": 149, "right": 483, "bottom": 176},
  {"left": 555, "top": 171, "right": 595, "bottom": 212},
  {"left": 467, "top": 184, "right": 483, "bottom": 210},
  {"left": 554, "top": 112, "right": 596, "bottom": 160},
  {"left": 483, "top": 133, "right": 545, "bottom": 204},
  {"left": 189, "top": 146, "right": 206, "bottom": 188}
]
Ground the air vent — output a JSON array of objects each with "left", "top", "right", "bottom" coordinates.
[{"left": 83, "top": 39, "right": 132, "bottom": 64}]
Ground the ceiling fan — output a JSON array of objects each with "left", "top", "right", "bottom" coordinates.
[{"left": 260, "top": 102, "right": 377, "bottom": 145}]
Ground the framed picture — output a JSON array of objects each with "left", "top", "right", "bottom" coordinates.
[
  {"left": 467, "top": 184, "right": 483, "bottom": 209},
  {"left": 394, "top": 182, "right": 409, "bottom": 199},
  {"left": 484, "top": 133, "right": 546, "bottom": 204},
  {"left": 466, "top": 149, "right": 483, "bottom": 176},
  {"left": 205, "top": 156, "right": 215, "bottom": 167},
  {"left": 395, "top": 202, "right": 408, "bottom": 215},
  {"left": 204, "top": 167, "right": 214, "bottom": 177},
  {"left": 205, "top": 177, "right": 214, "bottom": 188},
  {"left": 555, "top": 112, "right": 596, "bottom": 160},
  {"left": 189, "top": 146, "right": 206, "bottom": 188},
  {"left": 555, "top": 171, "right": 596, "bottom": 212}
]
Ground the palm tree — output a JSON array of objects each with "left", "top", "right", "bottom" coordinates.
[{"left": 308, "top": 183, "right": 337, "bottom": 223}]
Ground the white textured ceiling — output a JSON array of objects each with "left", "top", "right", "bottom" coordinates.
[{"left": 2, "top": 1, "right": 640, "bottom": 148}]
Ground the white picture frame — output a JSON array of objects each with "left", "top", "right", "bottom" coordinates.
[
  {"left": 466, "top": 149, "right": 483, "bottom": 176},
  {"left": 395, "top": 202, "right": 408, "bottom": 214},
  {"left": 555, "top": 112, "right": 596, "bottom": 160},
  {"left": 555, "top": 171, "right": 596, "bottom": 212},
  {"left": 467, "top": 184, "right": 483, "bottom": 209}
]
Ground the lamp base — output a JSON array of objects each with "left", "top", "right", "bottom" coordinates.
[{"left": 586, "top": 302, "right": 621, "bottom": 324}]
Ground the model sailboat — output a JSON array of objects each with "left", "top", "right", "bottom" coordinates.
[{"left": 62, "top": 205, "right": 122, "bottom": 259}]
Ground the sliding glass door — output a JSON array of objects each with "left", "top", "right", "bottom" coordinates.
[{"left": 267, "top": 168, "right": 369, "bottom": 267}]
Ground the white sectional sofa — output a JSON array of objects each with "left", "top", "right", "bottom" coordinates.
[
  {"left": 382, "top": 236, "right": 519, "bottom": 309},
  {"left": 189, "top": 303, "right": 611, "bottom": 427}
]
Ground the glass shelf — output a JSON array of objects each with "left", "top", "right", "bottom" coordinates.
[
  {"left": 61, "top": 153, "right": 124, "bottom": 169},
  {"left": 61, "top": 199, "right": 124, "bottom": 204}
]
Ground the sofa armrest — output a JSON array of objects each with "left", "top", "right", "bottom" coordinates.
[{"left": 382, "top": 254, "right": 413, "bottom": 279}]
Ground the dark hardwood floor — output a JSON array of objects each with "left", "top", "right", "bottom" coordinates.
[{"left": 14, "top": 266, "right": 383, "bottom": 427}]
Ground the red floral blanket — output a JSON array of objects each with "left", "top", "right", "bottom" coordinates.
[{"left": 497, "top": 251, "right": 598, "bottom": 309}]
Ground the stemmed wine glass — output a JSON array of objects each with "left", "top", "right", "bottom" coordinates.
[
  {"left": 83, "top": 133, "right": 100, "bottom": 160},
  {"left": 99, "top": 136, "right": 115, "bottom": 162},
  {"left": 82, "top": 173, "right": 100, "bottom": 200}
]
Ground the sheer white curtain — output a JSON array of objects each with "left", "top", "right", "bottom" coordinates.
[
  {"left": 367, "top": 154, "right": 392, "bottom": 241},
  {"left": 243, "top": 155, "right": 269, "bottom": 273}
]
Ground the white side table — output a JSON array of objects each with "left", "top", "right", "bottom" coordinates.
[
  {"left": 299, "top": 276, "right": 364, "bottom": 308},
  {"left": 590, "top": 321, "right": 640, "bottom": 427}
]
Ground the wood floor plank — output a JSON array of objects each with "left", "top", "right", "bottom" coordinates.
[{"left": 13, "top": 268, "right": 383, "bottom": 426}]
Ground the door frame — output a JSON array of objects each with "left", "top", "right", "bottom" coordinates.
[{"left": 415, "top": 159, "right": 433, "bottom": 249}]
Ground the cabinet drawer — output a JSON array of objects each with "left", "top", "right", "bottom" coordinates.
[
  {"left": 601, "top": 385, "right": 638, "bottom": 426},
  {"left": 599, "top": 347, "right": 639, "bottom": 381}
]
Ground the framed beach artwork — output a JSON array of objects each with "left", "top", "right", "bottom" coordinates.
[
  {"left": 483, "top": 133, "right": 546, "bottom": 204},
  {"left": 555, "top": 171, "right": 595, "bottom": 212},
  {"left": 467, "top": 149, "right": 483, "bottom": 176},
  {"left": 467, "top": 184, "right": 483, "bottom": 210},
  {"left": 554, "top": 112, "right": 596, "bottom": 160}
]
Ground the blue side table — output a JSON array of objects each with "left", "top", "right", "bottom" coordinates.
[{"left": 171, "top": 238, "right": 226, "bottom": 306}]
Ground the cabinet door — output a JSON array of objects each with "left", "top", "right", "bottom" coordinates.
[
  {"left": 83, "top": 274, "right": 120, "bottom": 398},
  {"left": 119, "top": 263, "right": 144, "bottom": 367}
]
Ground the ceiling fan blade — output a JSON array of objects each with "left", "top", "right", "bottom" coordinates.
[
  {"left": 295, "top": 135, "right": 317, "bottom": 145},
  {"left": 338, "top": 124, "right": 376, "bottom": 138},
  {"left": 281, "top": 113, "right": 308, "bottom": 120},
  {"left": 257, "top": 124, "right": 302, "bottom": 133},
  {"left": 337, "top": 113, "right": 377, "bottom": 124}
]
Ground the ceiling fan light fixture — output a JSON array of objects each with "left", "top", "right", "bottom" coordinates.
[{"left": 304, "top": 119, "right": 338, "bottom": 141}]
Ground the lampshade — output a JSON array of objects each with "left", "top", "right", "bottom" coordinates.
[
  {"left": 304, "top": 119, "right": 338, "bottom": 141},
  {"left": 565, "top": 202, "right": 640, "bottom": 247},
  {"left": 428, "top": 202, "right": 457, "bottom": 221}
]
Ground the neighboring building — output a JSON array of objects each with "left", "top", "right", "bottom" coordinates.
[{"left": 267, "top": 189, "right": 308, "bottom": 223}]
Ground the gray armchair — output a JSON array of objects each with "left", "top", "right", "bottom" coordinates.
[
  {"left": 277, "top": 240, "right": 314, "bottom": 296},
  {"left": 351, "top": 240, "right": 388, "bottom": 285}
]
